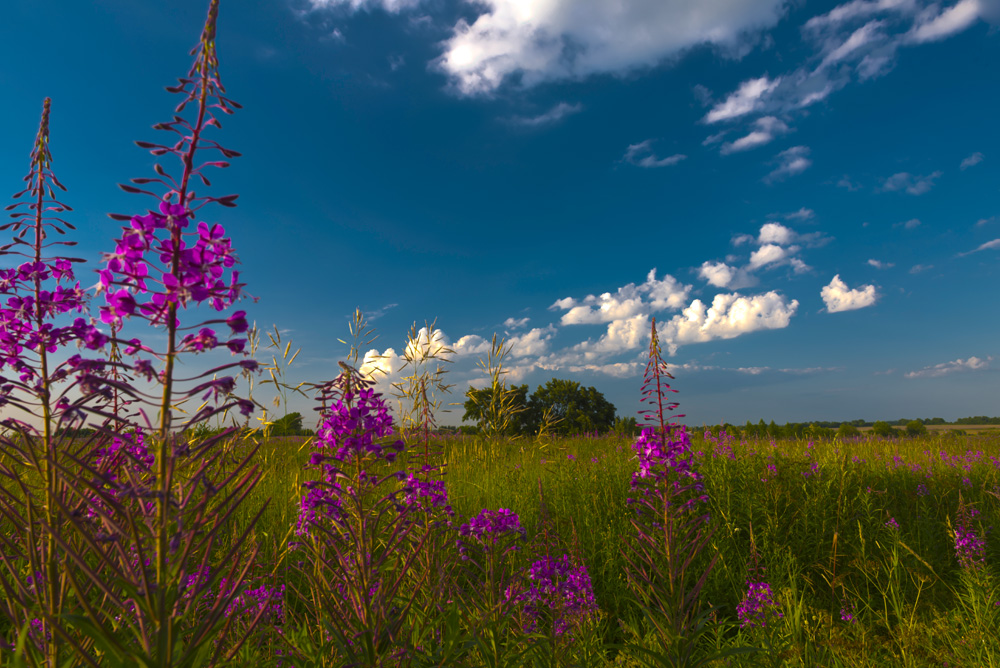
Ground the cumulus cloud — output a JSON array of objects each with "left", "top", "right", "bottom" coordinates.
[
  {"left": 623, "top": 140, "right": 686, "bottom": 168},
  {"left": 720, "top": 116, "right": 789, "bottom": 154},
  {"left": 880, "top": 171, "right": 942, "bottom": 194},
  {"left": 867, "top": 258, "right": 895, "bottom": 269},
  {"left": 506, "top": 101, "right": 582, "bottom": 127},
  {"left": 698, "top": 261, "right": 757, "bottom": 289},
  {"left": 960, "top": 151, "right": 984, "bottom": 169},
  {"left": 570, "top": 314, "right": 650, "bottom": 357},
  {"left": 658, "top": 291, "right": 799, "bottom": 354},
  {"left": 433, "top": 0, "right": 789, "bottom": 96},
  {"left": 749, "top": 243, "right": 799, "bottom": 269},
  {"left": 905, "top": 355, "right": 990, "bottom": 378},
  {"left": 821, "top": 274, "right": 877, "bottom": 312},
  {"left": 957, "top": 238, "right": 1000, "bottom": 256},
  {"left": 758, "top": 222, "right": 796, "bottom": 245},
  {"left": 552, "top": 269, "right": 691, "bottom": 325},
  {"left": 704, "top": 76, "right": 782, "bottom": 123},
  {"left": 765, "top": 146, "right": 812, "bottom": 181},
  {"left": 507, "top": 326, "right": 556, "bottom": 357},
  {"left": 453, "top": 334, "right": 491, "bottom": 356}
]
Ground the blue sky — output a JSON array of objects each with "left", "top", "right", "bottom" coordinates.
[{"left": 2, "top": 0, "right": 999, "bottom": 428}]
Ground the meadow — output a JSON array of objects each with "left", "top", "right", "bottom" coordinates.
[{"left": 2, "top": 2, "right": 998, "bottom": 665}]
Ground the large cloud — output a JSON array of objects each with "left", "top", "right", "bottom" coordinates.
[
  {"left": 821, "top": 275, "right": 877, "bottom": 312},
  {"left": 433, "top": 0, "right": 788, "bottom": 95},
  {"left": 658, "top": 291, "right": 799, "bottom": 354},
  {"left": 552, "top": 269, "right": 691, "bottom": 325}
]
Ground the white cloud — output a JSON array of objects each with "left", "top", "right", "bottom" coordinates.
[
  {"left": 867, "top": 258, "right": 895, "bottom": 269},
  {"left": 659, "top": 291, "right": 799, "bottom": 354},
  {"left": 749, "top": 243, "right": 797, "bottom": 269},
  {"left": 704, "top": 76, "right": 782, "bottom": 123},
  {"left": 766, "top": 146, "right": 812, "bottom": 181},
  {"left": 433, "top": 0, "right": 789, "bottom": 96},
  {"left": 453, "top": 334, "right": 491, "bottom": 356},
  {"left": 553, "top": 269, "right": 691, "bottom": 325},
  {"left": 571, "top": 314, "right": 650, "bottom": 356},
  {"left": 508, "top": 326, "right": 556, "bottom": 357},
  {"left": 698, "top": 261, "right": 757, "bottom": 289},
  {"left": 960, "top": 151, "right": 984, "bottom": 169},
  {"left": 506, "top": 101, "right": 582, "bottom": 127},
  {"left": 958, "top": 238, "right": 1000, "bottom": 256},
  {"left": 503, "top": 316, "right": 530, "bottom": 329},
  {"left": 906, "top": 0, "right": 982, "bottom": 43},
  {"left": 909, "top": 263, "right": 933, "bottom": 273},
  {"left": 821, "top": 274, "right": 877, "bottom": 312},
  {"left": 360, "top": 346, "right": 403, "bottom": 381},
  {"left": 905, "top": 355, "right": 991, "bottom": 378},
  {"left": 758, "top": 222, "right": 796, "bottom": 245},
  {"left": 894, "top": 217, "right": 921, "bottom": 229},
  {"left": 720, "top": 116, "right": 789, "bottom": 154},
  {"left": 623, "top": 140, "right": 686, "bottom": 168},
  {"left": 976, "top": 215, "right": 998, "bottom": 227},
  {"left": 880, "top": 170, "right": 942, "bottom": 194}
]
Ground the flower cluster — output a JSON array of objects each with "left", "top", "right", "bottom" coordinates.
[
  {"left": 86, "top": 429, "right": 156, "bottom": 519},
  {"left": 313, "top": 388, "right": 403, "bottom": 464},
  {"left": 737, "top": 580, "right": 784, "bottom": 629},
  {"left": 509, "top": 554, "right": 599, "bottom": 636},
  {"left": 401, "top": 473, "right": 453, "bottom": 517},
  {"left": 955, "top": 504, "right": 987, "bottom": 571},
  {"left": 630, "top": 425, "right": 707, "bottom": 510},
  {"left": 99, "top": 201, "right": 242, "bottom": 326},
  {"left": 221, "top": 580, "right": 285, "bottom": 626},
  {"left": 297, "top": 387, "right": 403, "bottom": 535},
  {"left": 457, "top": 508, "right": 526, "bottom": 559}
]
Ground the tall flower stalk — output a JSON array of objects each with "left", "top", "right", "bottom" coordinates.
[{"left": 0, "top": 98, "right": 114, "bottom": 667}]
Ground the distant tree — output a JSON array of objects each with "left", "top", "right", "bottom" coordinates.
[
  {"left": 836, "top": 423, "right": 860, "bottom": 439},
  {"left": 926, "top": 417, "right": 947, "bottom": 425},
  {"left": 462, "top": 384, "right": 537, "bottom": 435},
  {"left": 905, "top": 419, "right": 928, "bottom": 437},
  {"left": 529, "top": 379, "right": 616, "bottom": 435},
  {"left": 767, "top": 420, "right": 779, "bottom": 439},
  {"left": 271, "top": 412, "right": 304, "bottom": 436},
  {"left": 872, "top": 421, "right": 896, "bottom": 438}
]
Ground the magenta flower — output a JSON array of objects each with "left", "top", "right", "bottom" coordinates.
[
  {"left": 510, "top": 553, "right": 599, "bottom": 636},
  {"left": 737, "top": 580, "right": 783, "bottom": 629}
]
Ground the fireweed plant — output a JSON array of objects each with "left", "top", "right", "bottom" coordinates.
[
  {"left": 619, "top": 318, "right": 753, "bottom": 668},
  {"left": 290, "top": 365, "right": 430, "bottom": 666},
  {"left": 2, "top": 3, "right": 272, "bottom": 666},
  {"left": 0, "top": 97, "right": 113, "bottom": 667}
]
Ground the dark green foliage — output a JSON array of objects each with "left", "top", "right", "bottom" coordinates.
[
  {"left": 462, "top": 378, "right": 617, "bottom": 436},
  {"left": 872, "top": 420, "right": 897, "bottom": 437},
  {"left": 906, "top": 419, "right": 928, "bottom": 437},
  {"left": 271, "top": 411, "right": 305, "bottom": 436},
  {"left": 836, "top": 423, "right": 861, "bottom": 438}
]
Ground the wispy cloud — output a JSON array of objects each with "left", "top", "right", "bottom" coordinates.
[
  {"left": 905, "top": 355, "right": 990, "bottom": 378},
  {"left": 705, "top": 77, "right": 782, "bottom": 123},
  {"left": 622, "top": 140, "right": 686, "bottom": 168},
  {"left": 506, "top": 102, "right": 583, "bottom": 127},
  {"left": 893, "top": 217, "right": 921, "bottom": 229},
  {"left": 720, "top": 116, "right": 789, "bottom": 154},
  {"left": 821, "top": 275, "right": 877, "bottom": 312},
  {"left": 976, "top": 215, "right": 998, "bottom": 227},
  {"left": 909, "top": 263, "right": 933, "bottom": 273},
  {"left": 867, "top": 258, "right": 894, "bottom": 269},
  {"left": 905, "top": 0, "right": 982, "bottom": 43},
  {"left": 957, "top": 238, "right": 1000, "bottom": 256},
  {"left": 765, "top": 146, "right": 812, "bottom": 182},
  {"left": 880, "top": 170, "right": 942, "bottom": 195},
  {"left": 503, "top": 316, "right": 530, "bottom": 329},
  {"left": 785, "top": 207, "right": 815, "bottom": 221},
  {"left": 960, "top": 151, "right": 984, "bottom": 169}
]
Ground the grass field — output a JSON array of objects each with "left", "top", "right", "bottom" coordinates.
[{"left": 175, "top": 426, "right": 1000, "bottom": 667}]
